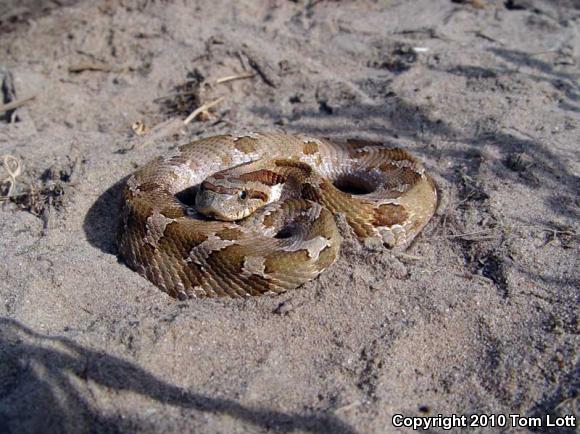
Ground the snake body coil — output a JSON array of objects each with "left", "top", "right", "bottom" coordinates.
[{"left": 118, "top": 133, "right": 437, "bottom": 298}]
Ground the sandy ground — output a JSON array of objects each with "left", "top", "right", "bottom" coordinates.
[{"left": 0, "top": 0, "right": 578, "bottom": 433}]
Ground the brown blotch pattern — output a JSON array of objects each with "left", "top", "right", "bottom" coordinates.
[
  {"left": 133, "top": 181, "right": 162, "bottom": 193},
  {"left": 209, "top": 245, "right": 276, "bottom": 296},
  {"left": 274, "top": 159, "right": 313, "bottom": 175},
  {"left": 264, "top": 249, "right": 310, "bottom": 274},
  {"left": 262, "top": 210, "right": 279, "bottom": 229},
  {"left": 300, "top": 183, "right": 324, "bottom": 201},
  {"left": 348, "top": 148, "right": 369, "bottom": 159},
  {"left": 383, "top": 148, "right": 417, "bottom": 162},
  {"left": 347, "top": 139, "right": 384, "bottom": 149},
  {"left": 246, "top": 189, "right": 268, "bottom": 201},
  {"left": 378, "top": 162, "right": 397, "bottom": 172},
  {"left": 160, "top": 205, "right": 187, "bottom": 219},
  {"left": 216, "top": 227, "right": 245, "bottom": 241},
  {"left": 303, "top": 141, "right": 319, "bottom": 155},
  {"left": 201, "top": 181, "right": 238, "bottom": 195},
  {"left": 379, "top": 163, "right": 422, "bottom": 187},
  {"left": 238, "top": 169, "right": 286, "bottom": 186},
  {"left": 349, "top": 147, "right": 417, "bottom": 163},
  {"left": 373, "top": 203, "right": 409, "bottom": 227},
  {"left": 234, "top": 137, "right": 258, "bottom": 154}
]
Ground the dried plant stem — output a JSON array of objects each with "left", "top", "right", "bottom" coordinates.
[
  {"left": 215, "top": 73, "right": 255, "bottom": 84},
  {"left": 68, "top": 62, "right": 125, "bottom": 73},
  {"left": 0, "top": 155, "right": 22, "bottom": 200},
  {"left": 183, "top": 97, "right": 224, "bottom": 125},
  {"left": 0, "top": 95, "right": 36, "bottom": 114}
]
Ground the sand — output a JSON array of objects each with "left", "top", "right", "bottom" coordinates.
[{"left": 0, "top": 0, "right": 578, "bottom": 433}]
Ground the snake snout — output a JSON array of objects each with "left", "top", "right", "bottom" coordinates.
[
  {"left": 195, "top": 188, "right": 252, "bottom": 221},
  {"left": 195, "top": 189, "right": 225, "bottom": 219}
]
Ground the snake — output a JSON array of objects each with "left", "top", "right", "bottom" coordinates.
[{"left": 118, "top": 133, "right": 437, "bottom": 299}]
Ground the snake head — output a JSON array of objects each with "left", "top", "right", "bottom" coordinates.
[
  {"left": 195, "top": 160, "right": 293, "bottom": 221},
  {"left": 195, "top": 179, "right": 272, "bottom": 221}
]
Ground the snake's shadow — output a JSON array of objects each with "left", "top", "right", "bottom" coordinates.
[
  {"left": 83, "top": 176, "right": 128, "bottom": 256},
  {"left": 0, "top": 317, "right": 359, "bottom": 434}
]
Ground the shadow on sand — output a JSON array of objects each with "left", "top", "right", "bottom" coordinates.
[{"left": 0, "top": 318, "right": 358, "bottom": 433}]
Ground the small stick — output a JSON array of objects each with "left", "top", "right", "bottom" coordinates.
[
  {"left": 429, "top": 230, "right": 500, "bottom": 241},
  {"left": 474, "top": 31, "right": 504, "bottom": 45},
  {"left": 68, "top": 62, "right": 124, "bottom": 73},
  {"left": 215, "top": 72, "right": 255, "bottom": 85},
  {"left": 445, "top": 229, "right": 495, "bottom": 239},
  {"left": 183, "top": 97, "right": 224, "bottom": 125},
  {"left": 0, "top": 95, "right": 36, "bottom": 114},
  {"left": 394, "top": 252, "right": 423, "bottom": 261}
]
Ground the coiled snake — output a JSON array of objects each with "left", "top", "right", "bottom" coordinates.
[{"left": 118, "top": 133, "right": 437, "bottom": 299}]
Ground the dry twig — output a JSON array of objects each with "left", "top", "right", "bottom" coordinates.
[
  {"left": 394, "top": 252, "right": 423, "bottom": 261},
  {"left": 0, "top": 95, "right": 36, "bottom": 114},
  {"left": 68, "top": 62, "right": 125, "bottom": 73},
  {"left": 183, "top": 97, "right": 224, "bottom": 125},
  {"left": 215, "top": 73, "right": 255, "bottom": 85}
]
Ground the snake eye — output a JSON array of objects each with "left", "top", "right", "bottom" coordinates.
[{"left": 239, "top": 191, "right": 247, "bottom": 200}]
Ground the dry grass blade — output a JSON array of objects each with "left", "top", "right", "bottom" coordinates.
[
  {"left": 68, "top": 62, "right": 125, "bottom": 73},
  {"left": 394, "top": 252, "right": 423, "bottom": 261},
  {"left": 431, "top": 229, "right": 501, "bottom": 241},
  {"left": 0, "top": 95, "right": 36, "bottom": 114},
  {"left": 0, "top": 155, "right": 22, "bottom": 200},
  {"left": 215, "top": 73, "right": 255, "bottom": 85},
  {"left": 183, "top": 97, "right": 224, "bottom": 125}
]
